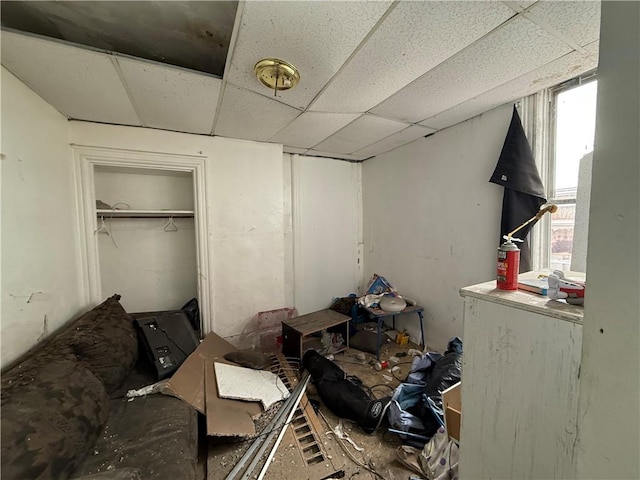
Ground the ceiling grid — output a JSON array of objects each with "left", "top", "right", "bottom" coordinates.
[{"left": 0, "top": 0, "right": 601, "bottom": 161}]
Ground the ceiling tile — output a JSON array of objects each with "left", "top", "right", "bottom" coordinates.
[
  {"left": 371, "top": 16, "right": 572, "bottom": 123},
  {"left": 526, "top": 1, "right": 600, "bottom": 48},
  {"left": 270, "top": 112, "right": 360, "bottom": 149},
  {"left": 305, "top": 151, "right": 369, "bottom": 162},
  {"left": 501, "top": 1, "right": 540, "bottom": 13},
  {"left": 353, "top": 125, "right": 436, "bottom": 158},
  {"left": 117, "top": 58, "right": 221, "bottom": 134},
  {"left": 313, "top": 115, "right": 409, "bottom": 155},
  {"left": 310, "top": 1, "right": 514, "bottom": 113},
  {"left": 0, "top": 1, "right": 238, "bottom": 76},
  {"left": 226, "top": 1, "right": 393, "bottom": 110},
  {"left": 214, "top": 83, "right": 301, "bottom": 141},
  {"left": 420, "top": 41, "right": 599, "bottom": 131},
  {"left": 1, "top": 31, "right": 139, "bottom": 124}
]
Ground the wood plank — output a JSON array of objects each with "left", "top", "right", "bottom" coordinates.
[
  {"left": 442, "top": 382, "right": 461, "bottom": 441},
  {"left": 282, "top": 309, "right": 350, "bottom": 336},
  {"left": 442, "top": 382, "right": 461, "bottom": 411},
  {"left": 444, "top": 406, "right": 461, "bottom": 443}
]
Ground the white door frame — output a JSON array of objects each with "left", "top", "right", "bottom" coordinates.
[{"left": 72, "top": 145, "right": 213, "bottom": 332}]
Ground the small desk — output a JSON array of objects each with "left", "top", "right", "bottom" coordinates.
[
  {"left": 281, "top": 309, "right": 351, "bottom": 361},
  {"left": 365, "top": 305, "right": 425, "bottom": 360}
]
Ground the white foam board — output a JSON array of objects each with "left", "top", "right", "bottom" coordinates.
[{"left": 214, "top": 362, "right": 289, "bottom": 409}]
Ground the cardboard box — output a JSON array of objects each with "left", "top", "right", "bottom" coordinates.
[{"left": 442, "top": 381, "right": 461, "bottom": 442}]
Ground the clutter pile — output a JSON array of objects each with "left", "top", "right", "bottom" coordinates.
[
  {"left": 301, "top": 336, "right": 462, "bottom": 480},
  {"left": 388, "top": 337, "right": 463, "bottom": 446},
  {"left": 357, "top": 273, "right": 416, "bottom": 311},
  {"left": 396, "top": 427, "right": 460, "bottom": 480},
  {"left": 162, "top": 331, "right": 288, "bottom": 439}
]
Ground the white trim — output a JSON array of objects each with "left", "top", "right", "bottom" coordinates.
[
  {"left": 352, "top": 162, "right": 364, "bottom": 294},
  {"left": 521, "top": 91, "right": 552, "bottom": 271},
  {"left": 72, "top": 145, "right": 213, "bottom": 333},
  {"left": 282, "top": 153, "right": 295, "bottom": 308},
  {"left": 291, "top": 154, "right": 302, "bottom": 310}
]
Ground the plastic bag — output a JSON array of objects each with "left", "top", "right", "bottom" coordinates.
[
  {"left": 424, "top": 338, "right": 463, "bottom": 400},
  {"left": 420, "top": 426, "right": 459, "bottom": 480},
  {"left": 388, "top": 383, "right": 428, "bottom": 444},
  {"left": 406, "top": 352, "right": 442, "bottom": 384},
  {"left": 181, "top": 297, "right": 200, "bottom": 333}
]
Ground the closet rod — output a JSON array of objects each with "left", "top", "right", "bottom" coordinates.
[{"left": 96, "top": 209, "right": 194, "bottom": 218}]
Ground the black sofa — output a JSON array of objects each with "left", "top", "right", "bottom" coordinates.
[{"left": 1, "top": 295, "right": 198, "bottom": 480}]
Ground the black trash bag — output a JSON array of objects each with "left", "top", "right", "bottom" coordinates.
[
  {"left": 330, "top": 295, "right": 367, "bottom": 335},
  {"left": 329, "top": 296, "right": 357, "bottom": 316},
  {"left": 420, "top": 337, "right": 463, "bottom": 438},
  {"left": 425, "top": 337, "right": 463, "bottom": 395},
  {"left": 181, "top": 298, "right": 200, "bottom": 334},
  {"left": 303, "top": 350, "right": 389, "bottom": 434}
]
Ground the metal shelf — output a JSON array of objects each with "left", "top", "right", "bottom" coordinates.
[{"left": 96, "top": 209, "right": 194, "bottom": 218}]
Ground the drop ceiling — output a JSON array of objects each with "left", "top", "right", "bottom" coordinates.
[{"left": 0, "top": 1, "right": 600, "bottom": 161}]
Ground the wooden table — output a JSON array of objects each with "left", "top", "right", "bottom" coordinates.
[
  {"left": 281, "top": 309, "right": 350, "bottom": 361},
  {"left": 364, "top": 305, "right": 425, "bottom": 360}
]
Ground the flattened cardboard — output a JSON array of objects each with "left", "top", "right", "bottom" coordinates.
[
  {"left": 164, "top": 332, "right": 231, "bottom": 413},
  {"left": 205, "top": 360, "right": 259, "bottom": 437},
  {"left": 164, "top": 332, "right": 262, "bottom": 437}
]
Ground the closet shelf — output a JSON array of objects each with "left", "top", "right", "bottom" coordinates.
[{"left": 96, "top": 209, "right": 194, "bottom": 218}]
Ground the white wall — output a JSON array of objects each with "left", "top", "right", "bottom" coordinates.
[
  {"left": 94, "top": 167, "right": 197, "bottom": 313},
  {"left": 292, "top": 154, "right": 362, "bottom": 314},
  {"left": 576, "top": 2, "right": 640, "bottom": 477},
  {"left": 1, "top": 67, "right": 83, "bottom": 368},
  {"left": 362, "top": 104, "right": 512, "bottom": 350},
  {"left": 69, "top": 122, "right": 287, "bottom": 340}
]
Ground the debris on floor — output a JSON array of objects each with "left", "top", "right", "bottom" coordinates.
[
  {"left": 395, "top": 427, "right": 459, "bottom": 480},
  {"left": 214, "top": 361, "right": 289, "bottom": 409},
  {"left": 154, "top": 297, "right": 462, "bottom": 480},
  {"left": 125, "top": 379, "right": 168, "bottom": 398}
]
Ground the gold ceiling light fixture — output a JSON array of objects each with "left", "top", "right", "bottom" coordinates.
[{"left": 254, "top": 58, "right": 300, "bottom": 96}]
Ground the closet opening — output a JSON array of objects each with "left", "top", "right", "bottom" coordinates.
[
  {"left": 94, "top": 165, "right": 197, "bottom": 315},
  {"left": 74, "top": 147, "right": 211, "bottom": 333}
]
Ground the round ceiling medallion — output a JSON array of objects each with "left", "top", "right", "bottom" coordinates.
[{"left": 254, "top": 58, "right": 300, "bottom": 93}]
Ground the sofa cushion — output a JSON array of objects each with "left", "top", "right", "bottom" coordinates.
[
  {"left": 1, "top": 357, "right": 110, "bottom": 480},
  {"left": 72, "top": 468, "right": 142, "bottom": 480},
  {"left": 71, "top": 394, "right": 198, "bottom": 480},
  {"left": 52, "top": 295, "right": 138, "bottom": 393}
]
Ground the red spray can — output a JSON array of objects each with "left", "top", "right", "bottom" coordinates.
[{"left": 497, "top": 238, "right": 520, "bottom": 290}]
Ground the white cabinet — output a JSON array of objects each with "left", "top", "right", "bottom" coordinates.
[{"left": 459, "top": 281, "right": 584, "bottom": 479}]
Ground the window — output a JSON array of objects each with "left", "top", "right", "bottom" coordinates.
[{"left": 543, "top": 75, "right": 598, "bottom": 272}]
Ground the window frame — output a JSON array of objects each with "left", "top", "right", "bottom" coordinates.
[{"left": 525, "top": 70, "right": 597, "bottom": 271}]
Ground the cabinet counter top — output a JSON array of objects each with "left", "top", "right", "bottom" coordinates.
[{"left": 460, "top": 273, "right": 584, "bottom": 324}]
